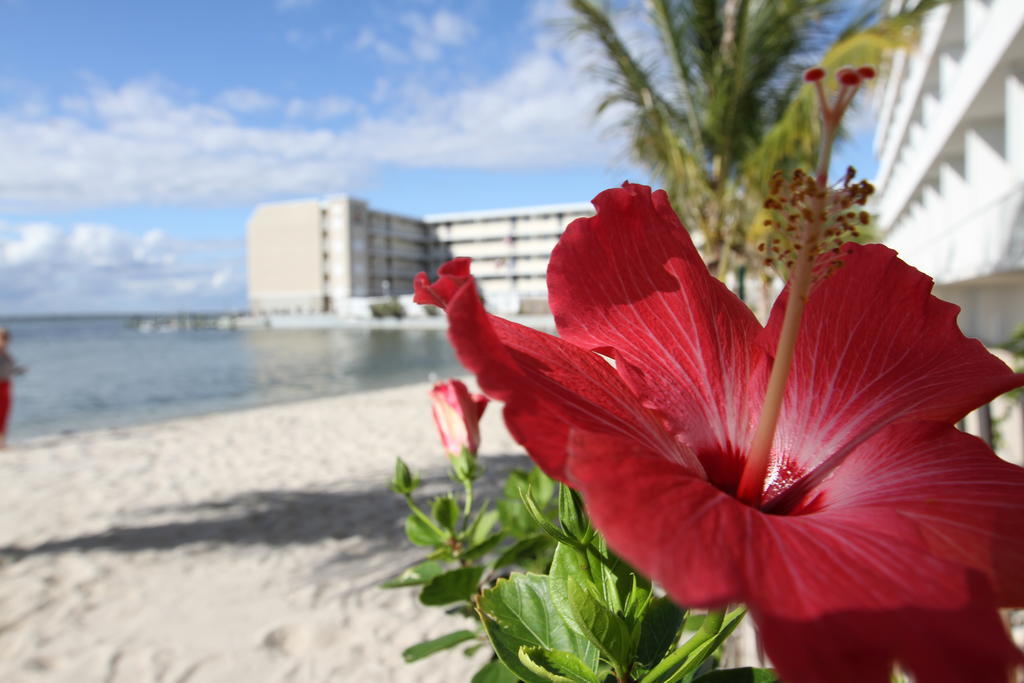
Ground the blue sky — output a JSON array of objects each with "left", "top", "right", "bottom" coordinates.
[{"left": 0, "top": 0, "right": 877, "bottom": 314}]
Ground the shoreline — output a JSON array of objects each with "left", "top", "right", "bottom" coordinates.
[
  {"left": 8, "top": 373, "right": 464, "bottom": 447},
  {"left": 0, "top": 379, "right": 526, "bottom": 682},
  {"left": 237, "top": 312, "right": 557, "bottom": 332}
]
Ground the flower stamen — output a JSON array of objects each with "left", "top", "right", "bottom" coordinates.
[{"left": 736, "top": 66, "right": 875, "bottom": 507}]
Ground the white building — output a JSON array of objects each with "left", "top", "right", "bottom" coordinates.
[
  {"left": 874, "top": 0, "right": 1024, "bottom": 346},
  {"left": 874, "top": 0, "right": 1024, "bottom": 465},
  {"left": 246, "top": 196, "right": 592, "bottom": 317},
  {"left": 425, "top": 203, "right": 593, "bottom": 314}
]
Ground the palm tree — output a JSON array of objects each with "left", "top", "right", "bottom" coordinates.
[{"left": 569, "top": 0, "right": 942, "bottom": 288}]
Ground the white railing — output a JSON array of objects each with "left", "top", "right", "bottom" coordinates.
[{"left": 886, "top": 181, "right": 1024, "bottom": 284}]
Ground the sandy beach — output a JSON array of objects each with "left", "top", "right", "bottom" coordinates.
[{"left": 0, "top": 380, "right": 526, "bottom": 682}]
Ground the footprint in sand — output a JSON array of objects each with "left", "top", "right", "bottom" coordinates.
[{"left": 262, "top": 623, "right": 340, "bottom": 657}]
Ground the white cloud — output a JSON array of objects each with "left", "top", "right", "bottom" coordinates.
[
  {"left": 342, "top": 46, "right": 620, "bottom": 169},
  {"left": 0, "top": 5, "right": 630, "bottom": 211},
  {"left": 353, "top": 27, "right": 406, "bottom": 63},
  {"left": 284, "top": 95, "right": 356, "bottom": 120},
  {"left": 3, "top": 223, "right": 61, "bottom": 266},
  {"left": 355, "top": 9, "right": 476, "bottom": 63},
  {"left": 400, "top": 9, "right": 476, "bottom": 61},
  {"left": 431, "top": 9, "right": 475, "bottom": 45},
  {"left": 218, "top": 88, "right": 279, "bottom": 113},
  {"left": 0, "top": 221, "right": 244, "bottom": 313}
]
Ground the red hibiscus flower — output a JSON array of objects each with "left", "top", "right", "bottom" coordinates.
[
  {"left": 414, "top": 183, "right": 1024, "bottom": 682},
  {"left": 430, "top": 378, "right": 488, "bottom": 458}
]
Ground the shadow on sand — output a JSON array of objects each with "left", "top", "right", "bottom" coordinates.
[{"left": 0, "top": 454, "right": 530, "bottom": 564}]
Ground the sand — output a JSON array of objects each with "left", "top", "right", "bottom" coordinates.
[
  {"left": 0, "top": 381, "right": 527, "bottom": 683},
  {"left": 7, "top": 379, "right": 1021, "bottom": 683}
]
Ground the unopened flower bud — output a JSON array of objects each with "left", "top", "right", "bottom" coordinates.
[
  {"left": 430, "top": 379, "right": 489, "bottom": 458},
  {"left": 390, "top": 457, "right": 419, "bottom": 495}
]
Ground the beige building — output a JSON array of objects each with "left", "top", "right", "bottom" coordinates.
[{"left": 246, "top": 196, "right": 593, "bottom": 316}]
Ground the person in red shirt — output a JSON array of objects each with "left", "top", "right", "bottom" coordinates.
[{"left": 0, "top": 327, "right": 26, "bottom": 448}]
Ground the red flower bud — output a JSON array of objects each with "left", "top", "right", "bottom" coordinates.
[{"left": 429, "top": 379, "right": 488, "bottom": 457}]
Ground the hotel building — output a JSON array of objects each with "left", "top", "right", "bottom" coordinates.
[
  {"left": 874, "top": 0, "right": 1024, "bottom": 346},
  {"left": 874, "top": 0, "right": 1024, "bottom": 467},
  {"left": 246, "top": 196, "right": 592, "bottom": 316}
]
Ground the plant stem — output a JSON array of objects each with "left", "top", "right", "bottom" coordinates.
[
  {"left": 735, "top": 102, "right": 838, "bottom": 507},
  {"left": 461, "top": 478, "right": 474, "bottom": 530},
  {"left": 639, "top": 610, "right": 726, "bottom": 683},
  {"left": 735, "top": 196, "right": 821, "bottom": 506},
  {"left": 404, "top": 494, "right": 446, "bottom": 537}
]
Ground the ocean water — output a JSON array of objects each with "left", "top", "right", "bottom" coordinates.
[{"left": 0, "top": 317, "right": 466, "bottom": 441}]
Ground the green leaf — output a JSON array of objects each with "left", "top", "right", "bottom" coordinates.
[
  {"left": 548, "top": 543, "right": 612, "bottom": 660},
  {"left": 499, "top": 471, "right": 557, "bottom": 540},
  {"left": 471, "top": 659, "right": 521, "bottom": 683},
  {"left": 406, "top": 512, "right": 445, "bottom": 547},
  {"left": 519, "top": 646, "right": 601, "bottom": 683},
  {"left": 641, "top": 607, "right": 748, "bottom": 683},
  {"left": 692, "top": 668, "right": 779, "bottom": 683},
  {"left": 492, "top": 535, "right": 555, "bottom": 571},
  {"left": 622, "top": 573, "right": 653, "bottom": 626},
  {"left": 683, "top": 613, "right": 706, "bottom": 632},
  {"left": 479, "top": 573, "right": 600, "bottom": 683},
  {"left": 451, "top": 448, "right": 480, "bottom": 482},
  {"left": 580, "top": 535, "right": 639, "bottom": 616},
  {"left": 527, "top": 466, "right": 556, "bottom": 508},
  {"left": 520, "top": 487, "right": 577, "bottom": 546},
  {"left": 459, "top": 533, "right": 505, "bottom": 563},
  {"left": 565, "top": 576, "right": 634, "bottom": 674},
  {"left": 503, "top": 470, "right": 531, "bottom": 499},
  {"left": 380, "top": 560, "right": 445, "bottom": 588},
  {"left": 689, "top": 608, "right": 746, "bottom": 664},
  {"left": 419, "top": 566, "right": 484, "bottom": 606},
  {"left": 401, "top": 630, "right": 478, "bottom": 662},
  {"left": 557, "top": 485, "right": 589, "bottom": 540},
  {"left": 432, "top": 495, "right": 460, "bottom": 534},
  {"left": 498, "top": 472, "right": 540, "bottom": 540},
  {"left": 636, "top": 597, "right": 686, "bottom": 668},
  {"left": 467, "top": 508, "right": 500, "bottom": 546}
]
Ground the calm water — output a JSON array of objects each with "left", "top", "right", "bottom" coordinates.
[{"left": 0, "top": 317, "right": 465, "bottom": 440}]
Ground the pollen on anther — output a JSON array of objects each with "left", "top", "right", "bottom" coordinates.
[
  {"left": 803, "top": 67, "right": 826, "bottom": 82},
  {"left": 857, "top": 66, "right": 876, "bottom": 80},
  {"left": 836, "top": 68, "right": 860, "bottom": 86}
]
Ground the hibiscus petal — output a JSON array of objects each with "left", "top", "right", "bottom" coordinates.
[
  {"left": 412, "top": 257, "right": 472, "bottom": 308},
  {"left": 548, "top": 183, "right": 762, "bottom": 465},
  {"left": 758, "top": 587, "right": 1021, "bottom": 683},
  {"left": 758, "top": 243, "right": 1024, "bottom": 500},
  {"left": 414, "top": 260, "right": 698, "bottom": 480},
  {"left": 815, "top": 421, "right": 1024, "bottom": 606},
  {"left": 566, "top": 424, "right": 1023, "bottom": 683}
]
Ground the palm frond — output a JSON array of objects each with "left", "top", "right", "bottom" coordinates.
[{"left": 567, "top": 0, "right": 943, "bottom": 279}]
